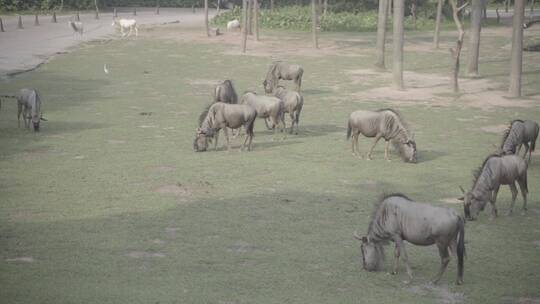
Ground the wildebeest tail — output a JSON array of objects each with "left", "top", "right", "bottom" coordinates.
[
  {"left": 246, "top": 113, "right": 257, "bottom": 137},
  {"left": 346, "top": 120, "right": 352, "bottom": 140},
  {"left": 457, "top": 216, "right": 465, "bottom": 282},
  {"left": 296, "top": 96, "right": 304, "bottom": 125}
]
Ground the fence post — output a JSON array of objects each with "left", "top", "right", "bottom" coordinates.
[
  {"left": 17, "top": 15, "right": 23, "bottom": 29},
  {"left": 34, "top": 14, "right": 40, "bottom": 26},
  {"left": 0, "top": 18, "right": 4, "bottom": 32},
  {"left": 52, "top": 11, "right": 57, "bottom": 23}
]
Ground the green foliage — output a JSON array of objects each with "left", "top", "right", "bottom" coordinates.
[{"left": 212, "top": 5, "right": 453, "bottom": 32}]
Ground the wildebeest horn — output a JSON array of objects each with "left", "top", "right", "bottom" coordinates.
[
  {"left": 457, "top": 196, "right": 464, "bottom": 201},
  {"left": 353, "top": 231, "right": 363, "bottom": 241},
  {"left": 40, "top": 117, "right": 48, "bottom": 121},
  {"left": 459, "top": 185, "right": 465, "bottom": 194}
]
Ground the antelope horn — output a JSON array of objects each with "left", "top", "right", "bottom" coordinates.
[
  {"left": 353, "top": 231, "right": 363, "bottom": 241},
  {"left": 40, "top": 117, "right": 48, "bottom": 121},
  {"left": 459, "top": 185, "right": 465, "bottom": 194}
]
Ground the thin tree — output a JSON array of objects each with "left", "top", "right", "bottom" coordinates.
[
  {"left": 248, "top": 0, "right": 253, "bottom": 35},
  {"left": 449, "top": 0, "right": 467, "bottom": 92},
  {"left": 393, "top": 0, "right": 405, "bottom": 89},
  {"left": 271, "top": 0, "right": 275, "bottom": 11},
  {"left": 217, "top": 0, "right": 221, "bottom": 15},
  {"left": 324, "top": 0, "right": 328, "bottom": 16},
  {"left": 242, "top": 0, "right": 249, "bottom": 53},
  {"left": 433, "top": 0, "right": 444, "bottom": 48},
  {"left": 95, "top": 0, "right": 99, "bottom": 19},
  {"left": 509, "top": 0, "right": 525, "bottom": 97},
  {"left": 205, "top": 0, "right": 210, "bottom": 37},
  {"left": 375, "top": 0, "right": 389, "bottom": 68},
  {"left": 410, "top": 0, "right": 417, "bottom": 30},
  {"left": 467, "top": 0, "right": 482, "bottom": 76},
  {"left": 312, "top": 0, "right": 319, "bottom": 49},
  {"left": 254, "top": 0, "right": 260, "bottom": 41},
  {"left": 59, "top": 0, "right": 64, "bottom": 11}
]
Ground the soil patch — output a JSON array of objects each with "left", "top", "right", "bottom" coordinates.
[
  {"left": 406, "top": 283, "right": 465, "bottom": 304},
  {"left": 481, "top": 124, "right": 509, "bottom": 134},
  {"left": 5, "top": 257, "right": 35, "bottom": 263},
  {"left": 440, "top": 198, "right": 462, "bottom": 204}
]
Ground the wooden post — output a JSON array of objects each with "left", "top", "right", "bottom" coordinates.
[
  {"left": 434, "top": 0, "right": 444, "bottom": 48},
  {"left": 76, "top": 11, "right": 80, "bottom": 21},
  {"left": 205, "top": 0, "right": 210, "bottom": 37},
  {"left": 467, "top": 0, "right": 482, "bottom": 76},
  {"left": 254, "top": 0, "right": 259, "bottom": 41},
  {"left": 0, "top": 18, "right": 4, "bottom": 32},
  {"left": 95, "top": 10, "right": 99, "bottom": 19},
  {"left": 17, "top": 15, "right": 23, "bottom": 29},
  {"left": 312, "top": 0, "right": 319, "bottom": 49},
  {"left": 393, "top": 0, "right": 405, "bottom": 89},
  {"left": 34, "top": 14, "right": 40, "bottom": 26},
  {"left": 52, "top": 11, "right": 57, "bottom": 23},
  {"left": 509, "top": 0, "right": 525, "bottom": 97},
  {"left": 134, "top": 7, "right": 137, "bottom": 16},
  {"left": 242, "top": 0, "right": 248, "bottom": 53},
  {"left": 248, "top": 0, "right": 253, "bottom": 35},
  {"left": 375, "top": 0, "right": 389, "bottom": 68}
]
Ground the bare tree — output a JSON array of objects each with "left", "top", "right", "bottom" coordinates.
[
  {"left": 217, "top": 0, "right": 221, "bottom": 15},
  {"left": 449, "top": 0, "right": 467, "bottom": 92},
  {"left": 248, "top": 0, "right": 253, "bottom": 35},
  {"left": 410, "top": 0, "right": 417, "bottom": 30},
  {"left": 393, "top": 0, "right": 405, "bottom": 89},
  {"left": 95, "top": 0, "right": 99, "bottom": 19},
  {"left": 312, "top": 0, "right": 319, "bottom": 49},
  {"left": 271, "top": 0, "right": 275, "bottom": 11},
  {"left": 59, "top": 0, "right": 64, "bottom": 11},
  {"left": 324, "top": 0, "right": 328, "bottom": 16},
  {"left": 205, "top": 0, "right": 210, "bottom": 37},
  {"left": 505, "top": 0, "right": 509, "bottom": 12},
  {"left": 467, "top": 0, "right": 482, "bottom": 76},
  {"left": 242, "top": 0, "right": 249, "bottom": 53},
  {"left": 375, "top": 0, "right": 389, "bottom": 68},
  {"left": 433, "top": 0, "right": 444, "bottom": 48},
  {"left": 254, "top": 0, "right": 260, "bottom": 41},
  {"left": 509, "top": 0, "right": 525, "bottom": 97}
]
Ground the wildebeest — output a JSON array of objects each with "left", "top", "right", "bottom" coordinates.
[
  {"left": 69, "top": 20, "right": 83, "bottom": 35},
  {"left": 240, "top": 92, "right": 286, "bottom": 139},
  {"left": 194, "top": 102, "right": 257, "bottom": 152},
  {"left": 262, "top": 61, "right": 304, "bottom": 94},
  {"left": 346, "top": 109, "right": 417, "bottom": 162},
  {"left": 1, "top": 88, "right": 46, "bottom": 132},
  {"left": 500, "top": 119, "right": 539, "bottom": 162},
  {"left": 459, "top": 154, "right": 528, "bottom": 220},
  {"left": 354, "top": 193, "right": 465, "bottom": 285},
  {"left": 112, "top": 18, "right": 138, "bottom": 37},
  {"left": 227, "top": 19, "right": 241, "bottom": 31},
  {"left": 273, "top": 86, "right": 303, "bottom": 134},
  {"left": 214, "top": 80, "right": 238, "bottom": 104}
]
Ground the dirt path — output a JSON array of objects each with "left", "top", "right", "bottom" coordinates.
[{"left": 0, "top": 8, "right": 216, "bottom": 77}]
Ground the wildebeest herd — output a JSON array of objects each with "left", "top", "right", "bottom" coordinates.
[{"left": 1, "top": 58, "right": 538, "bottom": 287}]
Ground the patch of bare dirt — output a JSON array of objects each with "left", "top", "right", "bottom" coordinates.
[
  {"left": 21, "top": 147, "right": 50, "bottom": 161},
  {"left": 349, "top": 69, "right": 540, "bottom": 110},
  {"left": 126, "top": 251, "right": 166, "bottom": 259},
  {"left": 406, "top": 283, "right": 465, "bottom": 304},
  {"left": 5, "top": 256, "right": 35, "bottom": 263},
  {"left": 440, "top": 198, "right": 462, "bottom": 204}
]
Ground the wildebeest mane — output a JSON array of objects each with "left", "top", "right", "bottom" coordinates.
[
  {"left": 376, "top": 108, "right": 409, "bottom": 130},
  {"left": 367, "top": 193, "right": 412, "bottom": 242},
  {"left": 471, "top": 153, "right": 501, "bottom": 188},
  {"left": 500, "top": 119, "right": 524, "bottom": 149},
  {"left": 223, "top": 80, "right": 238, "bottom": 104},
  {"left": 198, "top": 104, "right": 213, "bottom": 127}
]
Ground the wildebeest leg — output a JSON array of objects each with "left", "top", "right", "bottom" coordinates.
[
  {"left": 17, "top": 103, "right": 23, "bottom": 128},
  {"left": 289, "top": 113, "right": 295, "bottom": 134},
  {"left": 366, "top": 135, "right": 382, "bottom": 160},
  {"left": 517, "top": 177, "right": 528, "bottom": 214},
  {"left": 393, "top": 237, "right": 413, "bottom": 284},
  {"left": 521, "top": 142, "right": 530, "bottom": 160},
  {"left": 264, "top": 117, "right": 273, "bottom": 130},
  {"left": 432, "top": 243, "right": 450, "bottom": 284},
  {"left": 384, "top": 140, "right": 391, "bottom": 161},
  {"left": 223, "top": 127, "right": 231, "bottom": 151},
  {"left": 490, "top": 186, "right": 499, "bottom": 219},
  {"left": 213, "top": 130, "right": 220, "bottom": 151},
  {"left": 506, "top": 183, "right": 518, "bottom": 215},
  {"left": 516, "top": 143, "right": 522, "bottom": 155}
]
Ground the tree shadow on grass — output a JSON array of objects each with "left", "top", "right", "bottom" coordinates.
[
  {"left": 417, "top": 149, "right": 447, "bottom": 163},
  {"left": 293, "top": 124, "right": 345, "bottom": 138}
]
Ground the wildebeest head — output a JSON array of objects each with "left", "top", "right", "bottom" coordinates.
[
  {"left": 354, "top": 232, "right": 384, "bottom": 272},
  {"left": 459, "top": 186, "right": 486, "bottom": 221},
  {"left": 262, "top": 79, "right": 274, "bottom": 94},
  {"left": 398, "top": 138, "right": 417, "bottom": 163},
  {"left": 193, "top": 128, "right": 215, "bottom": 152}
]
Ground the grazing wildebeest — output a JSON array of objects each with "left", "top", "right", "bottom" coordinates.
[
  {"left": 240, "top": 91, "right": 286, "bottom": 139},
  {"left": 262, "top": 61, "right": 304, "bottom": 94},
  {"left": 193, "top": 102, "right": 257, "bottom": 152},
  {"left": 214, "top": 80, "right": 238, "bottom": 104},
  {"left": 459, "top": 154, "right": 528, "bottom": 220},
  {"left": 354, "top": 193, "right": 465, "bottom": 285},
  {"left": 69, "top": 20, "right": 83, "bottom": 35},
  {"left": 346, "top": 109, "right": 417, "bottom": 162},
  {"left": 500, "top": 119, "right": 539, "bottom": 162},
  {"left": 1, "top": 88, "right": 46, "bottom": 132},
  {"left": 112, "top": 18, "right": 139, "bottom": 37},
  {"left": 273, "top": 86, "right": 303, "bottom": 134}
]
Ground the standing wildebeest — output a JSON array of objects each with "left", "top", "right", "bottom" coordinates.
[
  {"left": 1, "top": 88, "right": 46, "bottom": 132},
  {"left": 214, "top": 80, "right": 238, "bottom": 104},
  {"left": 500, "top": 119, "right": 539, "bottom": 162},
  {"left": 346, "top": 109, "right": 417, "bottom": 162},
  {"left": 193, "top": 102, "right": 257, "bottom": 152},
  {"left": 262, "top": 61, "right": 304, "bottom": 94},
  {"left": 354, "top": 194, "right": 465, "bottom": 285},
  {"left": 273, "top": 86, "right": 303, "bottom": 134},
  {"left": 459, "top": 154, "right": 528, "bottom": 220},
  {"left": 240, "top": 92, "right": 286, "bottom": 139}
]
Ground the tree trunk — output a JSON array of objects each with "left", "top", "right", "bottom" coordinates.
[
  {"left": 467, "top": 0, "right": 482, "bottom": 76},
  {"left": 531, "top": 0, "right": 535, "bottom": 13},
  {"left": 505, "top": 0, "right": 509, "bottom": 12},
  {"left": 205, "top": 0, "right": 210, "bottom": 36},
  {"left": 271, "top": 0, "right": 275, "bottom": 10},
  {"left": 242, "top": 0, "right": 249, "bottom": 53},
  {"left": 156, "top": 0, "right": 160, "bottom": 14},
  {"left": 254, "top": 0, "right": 260, "bottom": 41},
  {"left": 411, "top": 0, "right": 417, "bottom": 30},
  {"left": 59, "top": 0, "right": 63, "bottom": 11},
  {"left": 509, "top": 0, "right": 525, "bottom": 97},
  {"left": 393, "top": 0, "right": 405, "bottom": 89},
  {"left": 449, "top": 0, "right": 466, "bottom": 92},
  {"left": 434, "top": 0, "right": 443, "bottom": 48},
  {"left": 217, "top": 0, "right": 221, "bottom": 15},
  {"left": 94, "top": 0, "right": 99, "bottom": 19},
  {"left": 324, "top": 0, "right": 328, "bottom": 16},
  {"left": 248, "top": 0, "right": 253, "bottom": 35},
  {"left": 312, "top": 0, "right": 319, "bottom": 49},
  {"left": 375, "top": 0, "right": 389, "bottom": 68}
]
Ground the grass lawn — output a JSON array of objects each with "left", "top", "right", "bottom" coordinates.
[{"left": 0, "top": 24, "right": 539, "bottom": 303}]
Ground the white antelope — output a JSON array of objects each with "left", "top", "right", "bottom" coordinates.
[{"left": 112, "top": 18, "right": 138, "bottom": 37}]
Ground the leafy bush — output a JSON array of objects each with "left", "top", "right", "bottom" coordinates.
[{"left": 212, "top": 5, "right": 451, "bottom": 32}]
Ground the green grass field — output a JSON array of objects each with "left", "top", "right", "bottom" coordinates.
[{"left": 1, "top": 24, "right": 539, "bottom": 303}]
